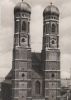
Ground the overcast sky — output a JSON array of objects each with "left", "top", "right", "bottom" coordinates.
[{"left": 0, "top": 0, "right": 71, "bottom": 79}]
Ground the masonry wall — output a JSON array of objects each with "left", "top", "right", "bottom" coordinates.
[{"left": 1, "top": 82, "right": 12, "bottom": 100}]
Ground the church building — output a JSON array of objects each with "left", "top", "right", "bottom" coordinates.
[{"left": 1, "top": 1, "right": 61, "bottom": 100}]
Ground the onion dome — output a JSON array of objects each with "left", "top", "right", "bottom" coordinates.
[
  {"left": 43, "top": 3, "right": 59, "bottom": 16},
  {"left": 14, "top": 1, "right": 31, "bottom": 13}
]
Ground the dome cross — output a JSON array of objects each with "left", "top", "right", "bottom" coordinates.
[
  {"left": 22, "top": 0, "right": 24, "bottom": 2},
  {"left": 50, "top": 2, "right": 53, "bottom": 5}
]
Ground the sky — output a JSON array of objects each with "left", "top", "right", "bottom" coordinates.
[{"left": 0, "top": 0, "right": 71, "bottom": 79}]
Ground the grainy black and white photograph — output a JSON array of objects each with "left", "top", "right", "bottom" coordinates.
[{"left": 0, "top": 0, "right": 71, "bottom": 100}]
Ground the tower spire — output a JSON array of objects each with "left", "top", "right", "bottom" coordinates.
[{"left": 50, "top": 2, "right": 53, "bottom": 5}]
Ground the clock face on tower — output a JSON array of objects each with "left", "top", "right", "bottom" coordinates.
[
  {"left": 20, "top": 37, "right": 27, "bottom": 46},
  {"left": 50, "top": 37, "right": 57, "bottom": 48}
]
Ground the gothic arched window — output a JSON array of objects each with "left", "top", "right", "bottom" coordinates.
[
  {"left": 47, "top": 23, "right": 50, "bottom": 33},
  {"left": 35, "top": 81, "right": 40, "bottom": 94},
  {"left": 52, "top": 24, "right": 56, "bottom": 32},
  {"left": 15, "top": 20, "right": 19, "bottom": 33},
  {"left": 43, "top": 24, "right": 45, "bottom": 33},
  {"left": 52, "top": 73, "right": 55, "bottom": 78},
  {"left": 57, "top": 24, "right": 59, "bottom": 33},
  {"left": 28, "top": 22, "right": 30, "bottom": 33},
  {"left": 22, "top": 21, "right": 26, "bottom": 31}
]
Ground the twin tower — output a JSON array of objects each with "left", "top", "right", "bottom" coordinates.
[{"left": 12, "top": 1, "right": 61, "bottom": 100}]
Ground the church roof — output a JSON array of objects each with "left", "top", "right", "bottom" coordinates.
[
  {"left": 5, "top": 70, "right": 12, "bottom": 80},
  {"left": 32, "top": 52, "right": 41, "bottom": 66},
  {"left": 32, "top": 52, "right": 43, "bottom": 76},
  {"left": 2, "top": 70, "right": 12, "bottom": 84}
]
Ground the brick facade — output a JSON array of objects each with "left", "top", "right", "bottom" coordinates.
[{"left": 1, "top": 1, "right": 61, "bottom": 100}]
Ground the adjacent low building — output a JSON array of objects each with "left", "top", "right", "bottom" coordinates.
[{"left": 1, "top": 70, "right": 12, "bottom": 100}]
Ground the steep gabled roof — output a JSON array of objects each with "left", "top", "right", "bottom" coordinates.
[
  {"left": 5, "top": 70, "right": 12, "bottom": 80},
  {"left": 32, "top": 52, "right": 41, "bottom": 66},
  {"left": 2, "top": 70, "right": 12, "bottom": 84}
]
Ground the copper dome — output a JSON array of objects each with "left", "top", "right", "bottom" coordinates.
[
  {"left": 43, "top": 4, "right": 59, "bottom": 16},
  {"left": 14, "top": 1, "right": 31, "bottom": 13}
]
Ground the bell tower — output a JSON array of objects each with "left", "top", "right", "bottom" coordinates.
[
  {"left": 42, "top": 3, "right": 61, "bottom": 100},
  {"left": 12, "top": 1, "right": 32, "bottom": 100}
]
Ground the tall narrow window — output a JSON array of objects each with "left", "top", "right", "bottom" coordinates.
[
  {"left": 47, "top": 23, "right": 50, "bottom": 34},
  {"left": 43, "top": 24, "right": 45, "bottom": 33},
  {"left": 57, "top": 24, "right": 59, "bottom": 33},
  {"left": 35, "top": 81, "right": 40, "bottom": 94},
  {"left": 45, "top": 24, "right": 47, "bottom": 33},
  {"left": 52, "top": 24, "right": 56, "bottom": 32},
  {"left": 28, "top": 22, "right": 30, "bottom": 33},
  {"left": 15, "top": 20, "right": 19, "bottom": 33},
  {"left": 57, "top": 36, "right": 59, "bottom": 48},
  {"left": 45, "top": 24, "right": 46, "bottom": 33},
  {"left": 22, "top": 21, "right": 26, "bottom": 31}
]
